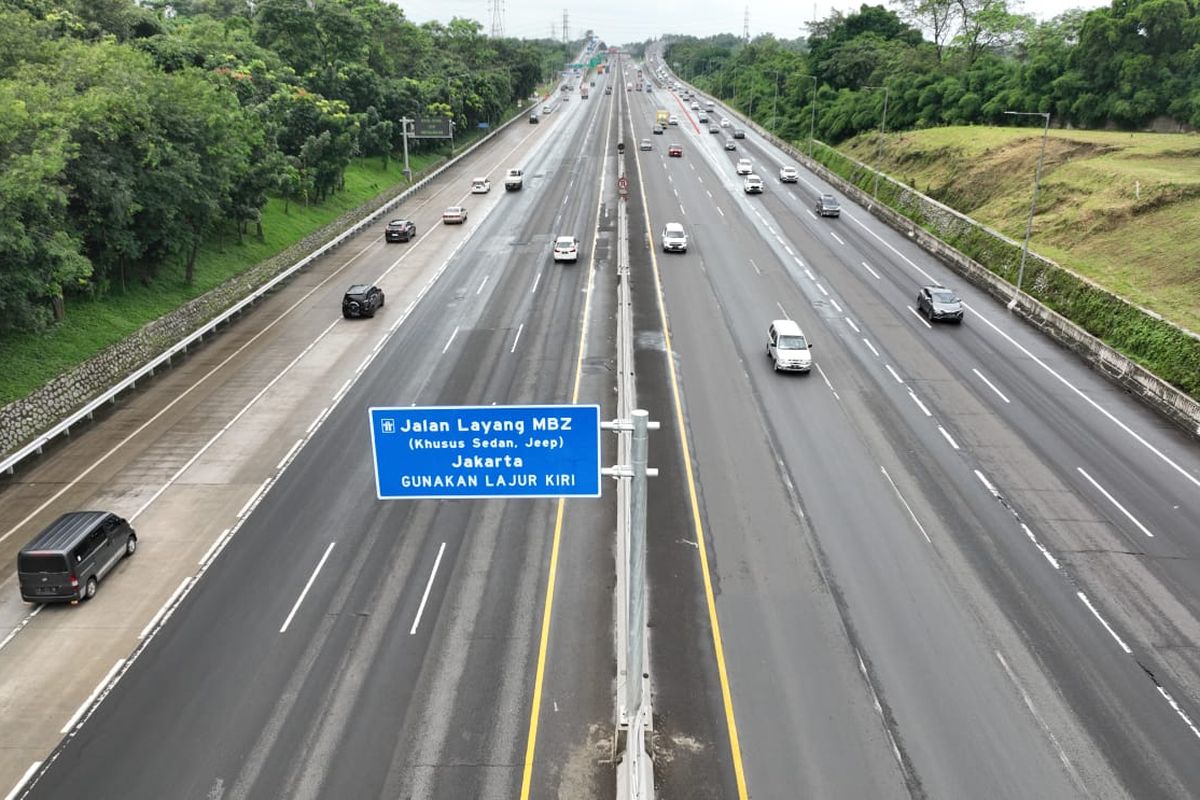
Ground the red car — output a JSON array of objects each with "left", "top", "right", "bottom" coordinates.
[{"left": 668, "top": 144, "right": 683, "bottom": 157}]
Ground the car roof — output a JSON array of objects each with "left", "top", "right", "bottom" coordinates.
[
  {"left": 388, "top": 218, "right": 412, "bottom": 225},
  {"left": 21, "top": 511, "right": 113, "bottom": 553},
  {"left": 771, "top": 319, "right": 804, "bottom": 335},
  {"left": 472, "top": 177, "right": 487, "bottom": 182},
  {"left": 664, "top": 222, "right": 685, "bottom": 232},
  {"left": 555, "top": 235, "right": 576, "bottom": 243},
  {"left": 347, "top": 283, "right": 371, "bottom": 293}
]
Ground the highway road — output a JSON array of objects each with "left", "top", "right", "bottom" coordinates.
[{"left": 3, "top": 50, "right": 1200, "bottom": 800}]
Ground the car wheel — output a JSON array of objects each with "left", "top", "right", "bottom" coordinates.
[
  {"left": 342, "top": 310, "right": 352, "bottom": 319},
  {"left": 126, "top": 535, "right": 137, "bottom": 557},
  {"left": 379, "top": 292, "right": 386, "bottom": 307},
  {"left": 83, "top": 577, "right": 97, "bottom": 600}
]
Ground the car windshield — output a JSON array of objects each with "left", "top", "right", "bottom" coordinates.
[
  {"left": 778, "top": 335, "right": 808, "bottom": 350},
  {"left": 931, "top": 290, "right": 959, "bottom": 303}
]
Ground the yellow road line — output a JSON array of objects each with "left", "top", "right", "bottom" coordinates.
[
  {"left": 518, "top": 73, "right": 610, "bottom": 800},
  {"left": 630, "top": 104, "right": 751, "bottom": 797}
]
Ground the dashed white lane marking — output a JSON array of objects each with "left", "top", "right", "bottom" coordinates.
[
  {"left": 938, "top": 426, "right": 960, "bottom": 450},
  {"left": 845, "top": 317, "right": 861, "bottom": 333},
  {"left": 816, "top": 363, "right": 839, "bottom": 399},
  {"left": 306, "top": 408, "right": 328, "bottom": 435},
  {"left": 511, "top": 323, "right": 525, "bottom": 353},
  {"left": 1077, "top": 467, "right": 1156, "bottom": 538},
  {"left": 750, "top": 259, "right": 762, "bottom": 275},
  {"left": 1077, "top": 592, "right": 1132, "bottom": 654},
  {"left": 816, "top": 283, "right": 829, "bottom": 296},
  {"left": 907, "top": 390, "right": 932, "bottom": 417},
  {"left": 442, "top": 325, "right": 460, "bottom": 354},
  {"left": 61, "top": 659, "right": 125, "bottom": 734},
  {"left": 880, "top": 466, "right": 932, "bottom": 543},
  {"left": 908, "top": 306, "right": 933, "bottom": 329},
  {"left": 972, "top": 367, "right": 1012, "bottom": 404},
  {"left": 1157, "top": 685, "right": 1200, "bottom": 741},
  {"left": 776, "top": 302, "right": 790, "bottom": 318},
  {"left": 410, "top": 541, "right": 447, "bottom": 635},
  {"left": 477, "top": 275, "right": 489, "bottom": 295},
  {"left": 804, "top": 268, "right": 815, "bottom": 281},
  {"left": 680, "top": 204, "right": 687, "bottom": 216},
  {"left": 995, "top": 651, "right": 1080, "bottom": 779},
  {"left": 237, "top": 479, "right": 270, "bottom": 519},
  {"left": 863, "top": 338, "right": 880, "bottom": 358},
  {"left": 974, "top": 469, "right": 1001, "bottom": 498},
  {"left": 279, "top": 541, "right": 336, "bottom": 634},
  {"left": 885, "top": 364, "right": 905, "bottom": 384},
  {"left": 140, "top": 578, "right": 191, "bottom": 640},
  {"left": 717, "top": 207, "right": 725, "bottom": 217},
  {"left": 861, "top": 260, "right": 881, "bottom": 280},
  {"left": 784, "top": 245, "right": 795, "bottom": 257},
  {"left": 531, "top": 270, "right": 542, "bottom": 293},
  {"left": 276, "top": 439, "right": 303, "bottom": 471},
  {"left": 1021, "top": 523, "right": 1061, "bottom": 570},
  {"left": 830, "top": 298, "right": 843, "bottom": 313},
  {"left": 706, "top": 189, "right": 713, "bottom": 199},
  {"left": 5, "top": 761, "right": 42, "bottom": 800},
  {"left": 830, "top": 231, "right": 846, "bottom": 245}
]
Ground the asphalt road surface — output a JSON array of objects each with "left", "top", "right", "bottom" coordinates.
[{"left": 3, "top": 54, "right": 1200, "bottom": 800}]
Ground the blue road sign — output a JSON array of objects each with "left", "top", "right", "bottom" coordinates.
[{"left": 369, "top": 405, "right": 601, "bottom": 499}]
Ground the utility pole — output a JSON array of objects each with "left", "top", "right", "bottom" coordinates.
[
  {"left": 1002, "top": 110, "right": 1052, "bottom": 310},
  {"left": 562, "top": 8, "right": 568, "bottom": 43},
  {"left": 398, "top": 117, "right": 413, "bottom": 182},
  {"left": 863, "top": 84, "right": 889, "bottom": 198},
  {"left": 743, "top": 5, "right": 750, "bottom": 42}
]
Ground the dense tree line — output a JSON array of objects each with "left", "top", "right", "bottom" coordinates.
[
  {"left": 664, "top": 0, "right": 1200, "bottom": 146},
  {"left": 0, "top": 0, "right": 569, "bottom": 332}
]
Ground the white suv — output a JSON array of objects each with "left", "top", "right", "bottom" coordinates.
[
  {"left": 767, "top": 319, "right": 813, "bottom": 373},
  {"left": 735, "top": 158, "right": 753, "bottom": 175},
  {"left": 661, "top": 223, "right": 688, "bottom": 253},
  {"left": 744, "top": 174, "right": 764, "bottom": 194}
]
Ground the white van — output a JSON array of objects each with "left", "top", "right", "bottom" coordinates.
[{"left": 766, "top": 319, "right": 813, "bottom": 373}]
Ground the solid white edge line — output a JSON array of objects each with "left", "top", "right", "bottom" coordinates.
[
  {"left": 938, "top": 426, "right": 960, "bottom": 450},
  {"left": 139, "top": 578, "right": 192, "bottom": 640},
  {"left": 511, "top": 323, "right": 525, "bottom": 353},
  {"left": 974, "top": 469, "right": 1001, "bottom": 498},
  {"left": 279, "top": 541, "right": 336, "bottom": 634},
  {"left": 879, "top": 465, "right": 932, "bottom": 543},
  {"left": 61, "top": 659, "right": 125, "bottom": 734},
  {"left": 442, "top": 325, "right": 460, "bottom": 354},
  {"left": 885, "top": 364, "right": 905, "bottom": 384},
  {"left": 410, "top": 542, "right": 448, "bottom": 635},
  {"left": 199, "top": 528, "right": 232, "bottom": 566},
  {"left": 0, "top": 606, "right": 42, "bottom": 653},
  {"left": 1077, "top": 467, "right": 1156, "bottom": 538},
  {"left": 1156, "top": 685, "right": 1200, "bottom": 741},
  {"left": 4, "top": 762, "right": 41, "bottom": 800},
  {"left": 236, "top": 478, "right": 271, "bottom": 519},
  {"left": 972, "top": 367, "right": 1012, "bottom": 404},
  {"left": 1077, "top": 591, "right": 1133, "bottom": 654}
]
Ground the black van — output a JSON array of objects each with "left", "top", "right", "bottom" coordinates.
[{"left": 17, "top": 512, "right": 137, "bottom": 603}]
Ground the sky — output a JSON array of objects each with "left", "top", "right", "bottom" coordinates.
[{"left": 392, "top": 0, "right": 1112, "bottom": 44}]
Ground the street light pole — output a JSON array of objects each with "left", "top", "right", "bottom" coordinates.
[
  {"left": 773, "top": 70, "right": 780, "bottom": 133},
  {"left": 863, "top": 85, "right": 889, "bottom": 198},
  {"left": 799, "top": 75, "right": 818, "bottom": 158},
  {"left": 1003, "top": 110, "right": 1051, "bottom": 310}
]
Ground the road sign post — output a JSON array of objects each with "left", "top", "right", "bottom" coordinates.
[{"left": 369, "top": 405, "right": 601, "bottom": 499}]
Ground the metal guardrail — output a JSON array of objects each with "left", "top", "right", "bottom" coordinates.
[{"left": 0, "top": 104, "right": 537, "bottom": 477}]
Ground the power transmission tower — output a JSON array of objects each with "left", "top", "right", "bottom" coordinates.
[
  {"left": 743, "top": 5, "right": 750, "bottom": 42},
  {"left": 562, "top": 9, "right": 569, "bottom": 43},
  {"left": 488, "top": 0, "right": 504, "bottom": 37}
]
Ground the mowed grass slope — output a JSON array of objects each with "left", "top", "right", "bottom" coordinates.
[
  {"left": 841, "top": 127, "right": 1200, "bottom": 334},
  {"left": 0, "top": 155, "right": 433, "bottom": 406}
]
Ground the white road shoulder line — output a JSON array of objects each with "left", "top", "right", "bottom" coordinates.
[
  {"left": 61, "top": 659, "right": 125, "bottom": 734},
  {"left": 5, "top": 762, "right": 41, "bottom": 800},
  {"left": 140, "top": 578, "right": 192, "bottom": 639}
]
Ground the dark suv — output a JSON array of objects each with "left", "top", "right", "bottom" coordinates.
[
  {"left": 342, "top": 284, "right": 385, "bottom": 318},
  {"left": 385, "top": 219, "right": 416, "bottom": 242},
  {"left": 815, "top": 194, "right": 841, "bottom": 217}
]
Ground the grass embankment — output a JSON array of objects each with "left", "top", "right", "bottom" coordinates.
[
  {"left": 0, "top": 155, "right": 439, "bottom": 406},
  {"left": 839, "top": 127, "right": 1200, "bottom": 334},
  {"left": 818, "top": 126, "right": 1200, "bottom": 399}
]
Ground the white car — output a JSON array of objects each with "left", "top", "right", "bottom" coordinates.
[
  {"left": 470, "top": 177, "right": 491, "bottom": 194},
  {"left": 542, "top": 104, "right": 552, "bottom": 113},
  {"left": 690, "top": 101, "right": 700, "bottom": 110},
  {"left": 661, "top": 222, "right": 688, "bottom": 253},
  {"left": 744, "top": 174, "right": 764, "bottom": 194},
  {"left": 720, "top": 118, "right": 731, "bottom": 128},
  {"left": 442, "top": 206, "right": 468, "bottom": 224},
  {"left": 767, "top": 319, "right": 813, "bottom": 373},
  {"left": 779, "top": 166, "right": 799, "bottom": 183},
  {"left": 553, "top": 235, "right": 579, "bottom": 262},
  {"left": 668, "top": 114, "right": 679, "bottom": 126},
  {"left": 735, "top": 158, "right": 753, "bottom": 175}
]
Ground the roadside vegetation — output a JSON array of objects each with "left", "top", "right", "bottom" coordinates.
[{"left": 0, "top": 0, "right": 574, "bottom": 402}]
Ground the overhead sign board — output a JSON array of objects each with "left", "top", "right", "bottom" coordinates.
[
  {"left": 369, "top": 405, "right": 601, "bottom": 499},
  {"left": 411, "top": 117, "right": 453, "bottom": 138}
]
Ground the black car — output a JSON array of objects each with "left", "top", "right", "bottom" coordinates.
[
  {"left": 815, "top": 194, "right": 841, "bottom": 217},
  {"left": 529, "top": 113, "right": 539, "bottom": 124},
  {"left": 385, "top": 219, "right": 416, "bottom": 242},
  {"left": 342, "top": 284, "right": 385, "bottom": 318},
  {"left": 733, "top": 128, "right": 746, "bottom": 139},
  {"left": 917, "top": 285, "right": 964, "bottom": 323}
]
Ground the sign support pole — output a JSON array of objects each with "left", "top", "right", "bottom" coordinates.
[{"left": 399, "top": 117, "right": 413, "bottom": 183}]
